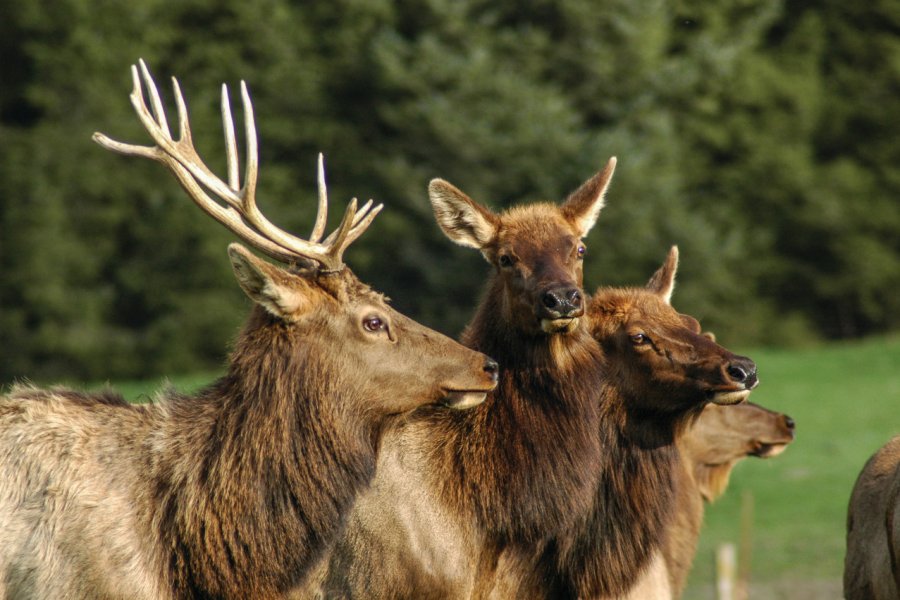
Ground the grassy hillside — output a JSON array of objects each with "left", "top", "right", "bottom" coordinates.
[
  {"left": 32, "top": 336, "right": 900, "bottom": 597},
  {"left": 685, "top": 334, "right": 900, "bottom": 599}
]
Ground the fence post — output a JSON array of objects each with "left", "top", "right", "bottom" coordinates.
[{"left": 716, "top": 542, "right": 736, "bottom": 600}]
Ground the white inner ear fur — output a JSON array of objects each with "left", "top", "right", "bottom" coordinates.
[
  {"left": 570, "top": 195, "right": 606, "bottom": 238},
  {"left": 429, "top": 179, "right": 497, "bottom": 249},
  {"left": 229, "top": 244, "right": 315, "bottom": 321},
  {"left": 647, "top": 246, "right": 679, "bottom": 305},
  {"left": 565, "top": 157, "right": 617, "bottom": 237},
  {"left": 256, "top": 281, "right": 311, "bottom": 321}
]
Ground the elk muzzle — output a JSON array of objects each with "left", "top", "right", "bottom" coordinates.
[
  {"left": 441, "top": 358, "right": 500, "bottom": 409},
  {"left": 709, "top": 356, "right": 758, "bottom": 405},
  {"left": 750, "top": 412, "right": 796, "bottom": 457},
  {"left": 538, "top": 285, "right": 584, "bottom": 333}
]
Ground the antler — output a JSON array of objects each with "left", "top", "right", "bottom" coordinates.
[{"left": 92, "top": 59, "right": 382, "bottom": 271}]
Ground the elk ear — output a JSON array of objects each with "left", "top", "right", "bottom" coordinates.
[
  {"left": 646, "top": 245, "right": 679, "bottom": 304},
  {"left": 228, "top": 244, "right": 318, "bottom": 321},
  {"left": 561, "top": 156, "right": 616, "bottom": 237},
  {"left": 429, "top": 179, "right": 499, "bottom": 250}
]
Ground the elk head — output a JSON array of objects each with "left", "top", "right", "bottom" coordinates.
[
  {"left": 682, "top": 401, "right": 795, "bottom": 501},
  {"left": 429, "top": 160, "right": 616, "bottom": 336},
  {"left": 684, "top": 401, "right": 795, "bottom": 462},
  {"left": 588, "top": 247, "right": 759, "bottom": 415},
  {"left": 93, "top": 61, "right": 498, "bottom": 414}
]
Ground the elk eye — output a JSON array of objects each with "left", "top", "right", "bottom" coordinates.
[
  {"left": 577, "top": 244, "right": 587, "bottom": 259},
  {"left": 630, "top": 333, "right": 648, "bottom": 345},
  {"left": 363, "top": 316, "right": 387, "bottom": 333},
  {"left": 498, "top": 255, "right": 513, "bottom": 268}
]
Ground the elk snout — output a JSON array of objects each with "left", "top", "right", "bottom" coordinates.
[
  {"left": 441, "top": 355, "right": 499, "bottom": 410},
  {"left": 710, "top": 356, "right": 758, "bottom": 405},
  {"left": 725, "top": 357, "right": 758, "bottom": 390},
  {"left": 540, "top": 286, "right": 583, "bottom": 316}
]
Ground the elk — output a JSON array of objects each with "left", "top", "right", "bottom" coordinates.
[
  {"left": 658, "top": 400, "right": 796, "bottom": 598},
  {"left": 487, "top": 247, "right": 760, "bottom": 599},
  {"left": 844, "top": 434, "right": 900, "bottom": 600},
  {"left": 0, "top": 61, "right": 498, "bottom": 600},
  {"left": 302, "top": 158, "right": 618, "bottom": 598}
]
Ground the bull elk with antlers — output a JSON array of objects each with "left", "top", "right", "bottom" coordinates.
[{"left": 0, "top": 62, "right": 498, "bottom": 600}]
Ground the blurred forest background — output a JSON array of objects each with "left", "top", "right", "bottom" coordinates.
[{"left": 2, "top": 0, "right": 899, "bottom": 382}]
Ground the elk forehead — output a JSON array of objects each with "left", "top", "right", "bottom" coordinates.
[
  {"left": 591, "top": 289, "right": 674, "bottom": 329},
  {"left": 491, "top": 205, "right": 584, "bottom": 270}
]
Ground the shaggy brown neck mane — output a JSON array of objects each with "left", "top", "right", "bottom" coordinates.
[
  {"left": 549, "top": 384, "right": 702, "bottom": 597},
  {"left": 420, "top": 280, "right": 604, "bottom": 543},
  {"left": 152, "top": 307, "right": 379, "bottom": 598}
]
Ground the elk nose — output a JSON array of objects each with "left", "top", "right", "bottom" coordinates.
[
  {"left": 725, "top": 357, "right": 758, "bottom": 388},
  {"left": 783, "top": 415, "right": 796, "bottom": 430},
  {"left": 540, "top": 287, "right": 583, "bottom": 318},
  {"left": 483, "top": 358, "right": 500, "bottom": 383}
]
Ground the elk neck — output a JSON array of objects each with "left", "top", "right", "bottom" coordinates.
[
  {"left": 421, "top": 277, "right": 605, "bottom": 543},
  {"left": 548, "top": 365, "right": 696, "bottom": 597},
  {"left": 149, "top": 305, "right": 379, "bottom": 598}
]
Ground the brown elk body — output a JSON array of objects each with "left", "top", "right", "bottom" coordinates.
[
  {"left": 844, "top": 435, "right": 900, "bottom": 600},
  {"left": 0, "top": 63, "right": 497, "bottom": 600},
  {"left": 304, "top": 161, "right": 618, "bottom": 598},
  {"left": 489, "top": 248, "right": 759, "bottom": 599},
  {"left": 655, "top": 401, "right": 795, "bottom": 598}
]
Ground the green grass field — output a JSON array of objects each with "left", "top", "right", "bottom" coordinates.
[
  {"left": 684, "top": 334, "right": 900, "bottom": 599},
  {"left": 66, "top": 336, "right": 900, "bottom": 598}
]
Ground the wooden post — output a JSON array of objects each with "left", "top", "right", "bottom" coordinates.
[{"left": 716, "top": 543, "right": 736, "bottom": 600}]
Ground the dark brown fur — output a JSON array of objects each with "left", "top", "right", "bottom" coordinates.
[
  {"left": 490, "top": 248, "right": 759, "bottom": 599},
  {"left": 845, "top": 435, "right": 900, "bottom": 600}
]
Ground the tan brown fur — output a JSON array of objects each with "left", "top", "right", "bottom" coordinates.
[
  {"left": 652, "top": 401, "right": 795, "bottom": 598},
  {"left": 845, "top": 435, "right": 900, "bottom": 600},
  {"left": 0, "top": 250, "right": 497, "bottom": 600}
]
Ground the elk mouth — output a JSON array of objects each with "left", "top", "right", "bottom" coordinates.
[
  {"left": 440, "top": 390, "right": 489, "bottom": 410},
  {"left": 707, "top": 373, "right": 759, "bottom": 405},
  {"left": 708, "top": 389, "right": 751, "bottom": 405},
  {"left": 540, "top": 317, "right": 580, "bottom": 334},
  {"left": 749, "top": 441, "right": 791, "bottom": 458}
]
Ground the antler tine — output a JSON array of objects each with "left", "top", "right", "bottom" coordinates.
[
  {"left": 323, "top": 200, "right": 384, "bottom": 247},
  {"left": 310, "top": 153, "right": 329, "bottom": 243},
  {"left": 92, "top": 61, "right": 382, "bottom": 272},
  {"left": 221, "top": 84, "right": 240, "bottom": 190}
]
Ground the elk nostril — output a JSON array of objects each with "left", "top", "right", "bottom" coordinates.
[
  {"left": 784, "top": 415, "right": 795, "bottom": 430},
  {"left": 567, "top": 289, "right": 582, "bottom": 307},
  {"left": 484, "top": 359, "right": 500, "bottom": 381},
  {"left": 726, "top": 364, "right": 749, "bottom": 383},
  {"left": 542, "top": 291, "right": 561, "bottom": 309}
]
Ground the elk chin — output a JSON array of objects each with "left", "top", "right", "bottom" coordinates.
[
  {"left": 441, "top": 391, "right": 488, "bottom": 410},
  {"left": 540, "top": 317, "right": 580, "bottom": 334},
  {"left": 708, "top": 389, "right": 751, "bottom": 406},
  {"left": 751, "top": 442, "right": 790, "bottom": 458}
]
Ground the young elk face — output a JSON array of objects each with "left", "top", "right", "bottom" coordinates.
[
  {"left": 684, "top": 401, "right": 796, "bottom": 464},
  {"left": 589, "top": 247, "right": 758, "bottom": 413},
  {"left": 429, "top": 159, "right": 617, "bottom": 336},
  {"left": 229, "top": 245, "right": 499, "bottom": 413}
]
